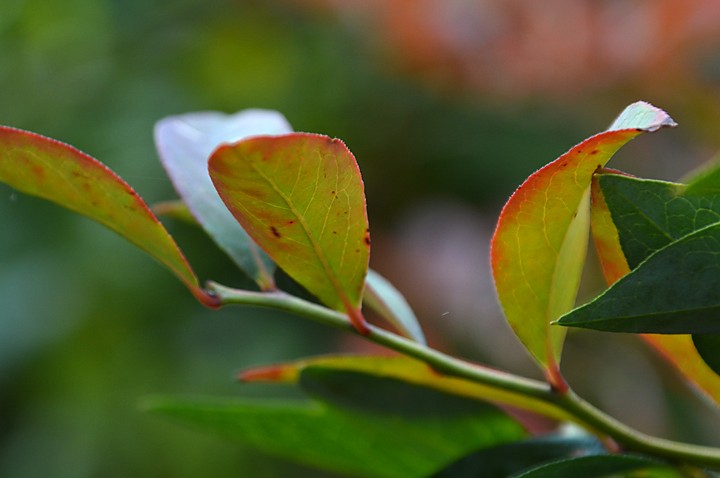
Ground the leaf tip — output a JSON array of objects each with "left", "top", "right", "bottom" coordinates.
[
  {"left": 238, "top": 364, "right": 294, "bottom": 383},
  {"left": 608, "top": 101, "right": 677, "bottom": 133}
]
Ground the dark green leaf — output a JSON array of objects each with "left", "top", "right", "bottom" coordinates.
[
  {"left": 598, "top": 174, "right": 720, "bottom": 268},
  {"left": 431, "top": 434, "right": 604, "bottom": 478},
  {"left": 299, "top": 367, "right": 499, "bottom": 418},
  {"left": 557, "top": 222, "right": 720, "bottom": 334},
  {"left": 596, "top": 173, "right": 720, "bottom": 370},
  {"left": 143, "top": 396, "right": 526, "bottom": 478},
  {"left": 514, "top": 454, "right": 681, "bottom": 478},
  {"left": 693, "top": 334, "right": 720, "bottom": 377}
]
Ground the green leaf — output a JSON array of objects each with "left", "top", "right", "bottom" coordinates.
[
  {"left": 693, "top": 334, "right": 720, "bottom": 377},
  {"left": 590, "top": 174, "right": 720, "bottom": 404},
  {"left": 239, "top": 355, "right": 572, "bottom": 422},
  {"left": 514, "top": 454, "right": 681, "bottom": 478},
  {"left": 363, "top": 269, "right": 426, "bottom": 344},
  {"left": 155, "top": 110, "right": 291, "bottom": 290},
  {"left": 143, "top": 396, "right": 525, "bottom": 478},
  {"left": 152, "top": 199, "right": 198, "bottom": 225},
  {"left": 209, "top": 133, "right": 371, "bottom": 332},
  {"left": 682, "top": 155, "right": 720, "bottom": 195},
  {"left": 0, "top": 126, "right": 215, "bottom": 306},
  {"left": 491, "top": 101, "right": 675, "bottom": 372},
  {"left": 299, "top": 367, "right": 500, "bottom": 417},
  {"left": 597, "top": 174, "right": 720, "bottom": 268},
  {"left": 557, "top": 221, "right": 720, "bottom": 334},
  {"left": 432, "top": 434, "right": 605, "bottom": 478}
]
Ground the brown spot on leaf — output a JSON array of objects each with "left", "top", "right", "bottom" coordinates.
[
  {"left": 590, "top": 149, "right": 599, "bottom": 155},
  {"left": 270, "top": 226, "right": 281, "bottom": 238}
]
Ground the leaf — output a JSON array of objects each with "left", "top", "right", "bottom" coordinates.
[
  {"left": 239, "top": 355, "right": 573, "bottom": 421},
  {"left": 681, "top": 154, "right": 720, "bottom": 195},
  {"left": 432, "top": 434, "right": 605, "bottom": 478},
  {"left": 363, "top": 269, "right": 426, "bottom": 344},
  {"left": 643, "top": 334, "right": 720, "bottom": 404},
  {"left": 143, "top": 396, "right": 525, "bottom": 478},
  {"left": 597, "top": 174, "right": 720, "bottom": 269},
  {"left": 589, "top": 173, "right": 720, "bottom": 406},
  {"left": 299, "top": 367, "right": 508, "bottom": 418},
  {"left": 513, "top": 454, "right": 681, "bottom": 478},
  {"left": 209, "top": 133, "right": 371, "bottom": 332},
  {"left": 155, "top": 109, "right": 292, "bottom": 290},
  {"left": 154, "top": 198, "right": 417, "bottom": 340},
  {"left": 692, "top": 334, "right": 720, "bottom": 377},
  {"left": 490, "top": 101, "right": 675, "bottom": 371},
  {"left": 0, "top": 126, "right": 215, "bottom": 306},
  {"left": 152, "top": 199, "right": 198, "bottom": 225},
  {"left": 557, "top": 221, "right": 720, "bottom": 333},
  {"left": 589, "top": 171, "right": 633, "bottom": 285}
]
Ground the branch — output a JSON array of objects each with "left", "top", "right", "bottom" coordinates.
[{"left": 207, "top": 282, "right": 720, "bottom": 470}]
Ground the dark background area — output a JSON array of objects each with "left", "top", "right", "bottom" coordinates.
[{"left": 1, "top": 1, "right": 720, "bottom": 476}]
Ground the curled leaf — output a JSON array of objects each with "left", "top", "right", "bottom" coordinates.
[
  {"left": 490, "top": 101, "right": 675, "bottom": 373},
  {"left": 155, "top": 109, "right": 291, "bottom": 290}
]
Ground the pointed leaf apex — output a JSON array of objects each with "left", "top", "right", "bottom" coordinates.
[
  {"left": 238, "top": 363, "right": 296, "bottom": 383},
  {"left": 608, "top": 101, "right": 677, "bottom": 132}
]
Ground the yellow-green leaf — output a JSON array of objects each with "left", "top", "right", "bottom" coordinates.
[
  {"left": 239, "top": 355, "right": 572, "bottom": 422},
  {"left": 490, "top": 102, "right": 675, "bottom": 373},
  {"left": 209, "top": 133, "right": 370, "bottom": 332},
  {"left": 0, "top": 126, "right": 215, "bottom": 306},
  {"left": 589, "top": 170, "right": 633, "bottom": 285}
]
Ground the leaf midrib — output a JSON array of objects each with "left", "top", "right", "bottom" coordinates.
[{"left": 248, "top": 154, "right": 353, "bottom": 311}]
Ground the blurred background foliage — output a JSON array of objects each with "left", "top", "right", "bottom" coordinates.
[{"left": 1, "top": 0, "right": 720, "bottom": 476}]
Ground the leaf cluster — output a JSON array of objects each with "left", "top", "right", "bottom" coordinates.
[{"left": 1, "top": 103, "right": 719, "bottom": 476}]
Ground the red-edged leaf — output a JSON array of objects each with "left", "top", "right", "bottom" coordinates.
[
  {"left": 0, "top": 126, "right": 215, "bottom": 306},
  {"left": 209, "top": 133, "right": 371, "bottom": 332},
  {"left": 490, "top": 101, "right": 675, "bottom": 375}
]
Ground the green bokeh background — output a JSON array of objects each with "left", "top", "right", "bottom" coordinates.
[{"left": 1, "top": 1, "right": 720, "bottom": 476}]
